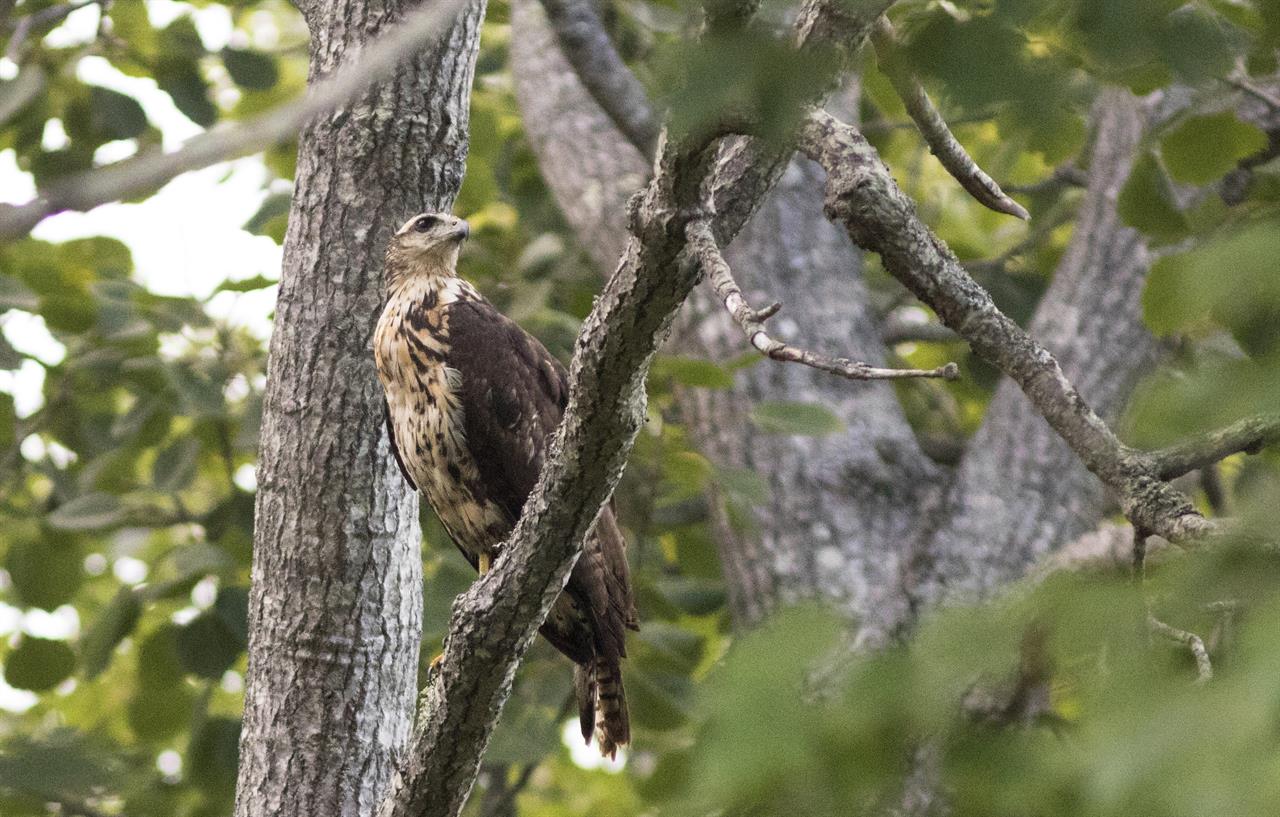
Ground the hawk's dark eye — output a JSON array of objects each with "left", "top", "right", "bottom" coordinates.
[{"left": 414, "top": 215, "right": 439, "bottom": 233}]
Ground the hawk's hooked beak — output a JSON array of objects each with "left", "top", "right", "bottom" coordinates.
[{"left": 452, "top": 220, "right": 470, "bottom": 242}]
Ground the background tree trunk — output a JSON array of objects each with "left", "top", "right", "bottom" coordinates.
[
  {"left": 234, "top": 2, "right": 484, "bottom": 815},
  {"left": 905, "top": 92, "right": 1158, "bottom": 612},
  {"left": 511, "top": 6, "right": 1159, "bottom": 644}
]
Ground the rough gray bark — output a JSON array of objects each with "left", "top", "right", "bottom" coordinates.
[
  {"left": 905, "top": 91, "right": 1162, "bottom": 609},
  {"left": 234, "top": 1, "right": 485, "bottom": 815},
  {"left": 510, "top": 5, "right": 1193, "bottom": 645},
  {"left": 511, "top": 0, "right": 941, "bottom": 637}
]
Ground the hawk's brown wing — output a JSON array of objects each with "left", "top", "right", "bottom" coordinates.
[
  {"left": 384, "top": 400, "right": 417, "bottom": 491},
  {"left": 445, "top": 298, "right": 638, "bottom": 657}
]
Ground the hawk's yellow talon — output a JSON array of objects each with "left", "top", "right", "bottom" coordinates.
[
  {"left": 429, "top": 652, "right": 444, "bottom": 672},
  {"left": 478, "top": 552, "right": 492, "bottom": 575}
]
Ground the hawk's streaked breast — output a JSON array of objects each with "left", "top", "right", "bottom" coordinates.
[{"left": 374, "top": 275, "right": 508, "bottom": 565}]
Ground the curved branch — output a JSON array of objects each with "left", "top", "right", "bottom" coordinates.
[
  {"left": 537, "top": 0, "right": 660, "bottom": 155},
  {"left": 870, "top": 16, "right": 1028, "bottom": 220}
]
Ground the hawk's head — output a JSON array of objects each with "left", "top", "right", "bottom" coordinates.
[{"left": 388, "top": 211, "right": 470, "bottom": 273}]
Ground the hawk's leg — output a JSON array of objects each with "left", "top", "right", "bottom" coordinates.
[{"left": 478, "top": 552, "right": 492, "bottom": 575}]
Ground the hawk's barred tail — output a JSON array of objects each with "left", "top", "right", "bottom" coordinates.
[{"left": 574, "top": 657, "right": 630, "bottom": 759}]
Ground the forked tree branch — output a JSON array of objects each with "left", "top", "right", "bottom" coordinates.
[
  {"left": 0, "top": 0, "right": 470, "bottom": 242},
  {"left": 870, "top": 16, "right": 1029, "bottom": 221},
  {"left": 796, "top": 110, "right": 1214, "bottom": 544},
  {"left": 689, "top": 218, "right": 958, "bottom": 381}
]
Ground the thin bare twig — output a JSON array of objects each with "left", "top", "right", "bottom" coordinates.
[
  {"left": 1145, "top": 414, "right": 1280, "bottom": 481},
  {"left": 870, "top": 16, "right": 1029, "bottom": 221},
  {"left": 1148, "top": 614, "right": 1213, "bottom": 683},
  {"left": 688, "top": 219, "right": 959, "bottom": 382},
  {"left": 0, "top": 0, "right": 470, "bottom": 242}
]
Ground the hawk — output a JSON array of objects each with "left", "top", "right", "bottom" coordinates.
[{"left": 373, "top": 211, "right": 639, "bottom": 758}]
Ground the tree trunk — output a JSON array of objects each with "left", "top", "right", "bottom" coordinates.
[{"left": 234, "top": 2, "right": 484, "bottom": 815}]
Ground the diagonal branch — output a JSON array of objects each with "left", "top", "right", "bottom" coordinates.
[
  {"left": 537, "top": 0, "right": 660, "bottom": 156},
  {"left": 796, "top": 109, "right": 1213, "bottom": 544},
  {"left": 870, "top": 16, "right": 1029, "bottom": 221},
  {"left": 689, "top": 218, "right": 958, "bottom": 381},
  {"left": 0, "top": 0, "right": 470, "bottom": 242},
  {"left": 1145, "top": 414, "right": 1280, "bottom": 481}
]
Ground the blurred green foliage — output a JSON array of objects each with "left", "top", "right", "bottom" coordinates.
[{"left": 0, "top": 0, "right": 1278, "bottom": 815}]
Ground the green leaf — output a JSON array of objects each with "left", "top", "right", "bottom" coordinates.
[
  {"left": 47, "top": 493, "right": 127, "bottom": 531},
  {"left": 221, "top": 48, "right": 279, "bottom": 90},
  {"left": 4, "top": 637, "right": 76, "bottom": 691},
  {"left": 663, "top": 450, "right": 713, "bottom": 500},
  {"left": 627, "top": 669, "right": 691, "bottom": 730},
  {"left": 158, "top": 15, "right": 205, "bottom": 59},
  {"left": 655, "top": 576, "right": 726, "bottom": 616},
  {"left": 5, "top": 534, "right": 82, "bottom": 610},
  {"left": 749, "top": 401, "right": 844, "bottom": 436},
  {"left": 1155, "top": 4, "right": 1243, "bottom": 84},
  {"left": 1117, "top": 151, "right": 1189, "bottom": 243},
  {"left": 1161, "top": 112, "right": 1268, "bottom": 185},
  {"left": 214, "top": 585, "right": 249, "bottom": 647},
  {"left": 1143, "top": 218, "right": 1280, "bottom": 355},
  {"left": 215, "top": 274, "right": 278, "bottom": 293},
  {"left": 156, "top": 57, "right": 217, "bottom": 127},
  {"left": 152, "top": 437, "right": 200, "bottom": 492},
  {"left": 80, "top": 588, "right": 142, "bottom": 679},
  {"left": 38, "top": 290, "right": 96, "bottom": 333},
  {"left": 0, "top": 392, "right": 14, "bottom": 447},
  {"left": 635, "top": 622, "right": 706, "bottom": 675},
  {"left": 651, "top": 355, "right": 735, "bottom": 389},
  {"left": 108, "top": 0, "right": 157, "bottom": 64},
  {"left": 87, "top": 86, "right": 149, "bottom": 140},
  {"left": 137, "top": 624, "right": 186, "bottom": 689},
  {"left": 128, "top": 682, "right": 195, "bottom": 741},
  {"left": 0, "top": 731, "right": 115, "bottom": 799},
  {"left": 0, "top": 273, "right": 40, "bottom": 311},
  {"left": 175, "top": 611, "right": 242, "bottom": 678},
  {"left": 187, "top": 717, "right": 241, "bottom": 789}
]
